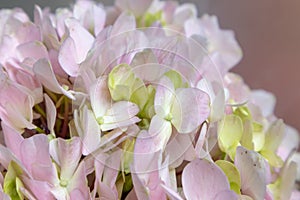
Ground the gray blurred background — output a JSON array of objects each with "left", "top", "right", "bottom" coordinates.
[{"left": 1, "top": 0, "right": 299, "bottom": 131}]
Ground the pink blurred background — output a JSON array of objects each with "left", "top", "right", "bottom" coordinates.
[{"left": 1, "top": 0, "right": 299, "bottom": 131}]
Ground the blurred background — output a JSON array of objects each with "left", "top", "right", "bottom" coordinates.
[{"left": 1, "top": 0, "right": 299, "bottom": 131}]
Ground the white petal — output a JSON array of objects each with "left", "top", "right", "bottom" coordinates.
[{"left": 235, "top": 146, "right": 266, "bottom": 199}]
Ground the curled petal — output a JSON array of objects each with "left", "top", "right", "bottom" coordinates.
[
  {"left": 33, "top": 58, "right": 75, "bottom": 99},
  {"left": 59, "top": 18, "right": 94, "bottom": 77}
]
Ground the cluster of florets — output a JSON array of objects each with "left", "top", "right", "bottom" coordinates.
[{"left": 0, "top": 0, "right": 299, "bottom": 199}]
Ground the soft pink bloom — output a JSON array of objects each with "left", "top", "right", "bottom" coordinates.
[
  {"left": 0, "top": 73, "right": 35, "bottom": 132},
  {"left": 73, "top": 0, "right": 106, "bottom": 36},
  {"left": 90, "top": 76, "right": 140, "bottom": 131},
  {"left": 59, "top": 18, "right": 94, "bottom": 77},
  {"left": 184, "top": 15, "right": 242, "bottom": 74},
  {"left": 33, "top": 58, "right": 75, "bottom": 100},
  {"left": 182, "top": 158, "right": 237, "bottom": 200},
  {"left": 115, "top": 0, "right": 153, "bottom": 17}
]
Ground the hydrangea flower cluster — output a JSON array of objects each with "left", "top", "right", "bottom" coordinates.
[{"left": 0, "top": 0, "right": 299, "bottom": 199}]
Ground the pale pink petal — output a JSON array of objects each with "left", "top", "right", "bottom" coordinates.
[
  {"left": 93, "top": 153, "right": 109, "bottom": 198},
  {"left": 171, "top": 88, "right": 210, "bottom": 133},
  {"left": 34, "top": 6, "right": 60, "bottom": 49},
  {"left": 0, "top": 171, "right": 3, "bottom": 185},
  {"left": 250, "top": 90, "right": 276, "bottom": 117},
  {"left": 65, "top": 18, "right": 94, "bottom": 64},
  {"left": 195, "top": 123, "right": 208, "bottom": 155},
  {"left": 110, "top": 12, "right": 136, "bottom": 36},
  {"left": 182, "top": 159, "right": 232, "bottom": 200},
  {"left": 278, "top": 125, "right": 299, "bottom": 161},
  {"left": 90, "top": 76, "right": 111, "bottom": 119},
  {"left": 0, "top": 191, "right": 10, "bottom": 200},
  {"left": 68, "top": 162, "right": 90, "bottom": 199},
  {"left": 1, "top": 122, "right": 23, "bottom": 159},
  {"left": 133, "top": 130, "right": 160, "bottom": 172},
  {"left": 102, "top": 150, "right": 122, "bottom": 189},
  {"left": 58, "top": 37, "right": 78, "bottom": 76},
  {"left": 224, "top": 73, "right": 250, "bottom": 104},
  {"left": 98, "top": 128, "right": 125, "bottom": 148},
  {"left": 115, "top": 0, "right": 153, "bottom": 17},
  {"left": 33, "top": 58, "right": 75, "bottom": 99},
  {"left": 44, "top": 94, "right": 56, "bottom": 135},
  {"left": 154, "top": 76, "right": 175, "bottom": 117},
  {"left": 49, "top": 137, "right": 82, "bottom": 181},
  {"left": 291, "top": 190, "right": 300, "bottom": 200},
  {"left": 70, "top": 189, "right": 88, "bottom": 200},
  {"left": 17, "top": 41, "right": 48, "bottom": 63},
  {"left": 50, "top": 187, "right": 68, "bottom": 200},
  {"left": 0, "top": 145, "right": 29, "bottom": 174},
  {"left": 20, "top": 134, "right": 54, "bottom": 179},
  {"left": 0, "top": 77, "right": 35, "bottom": 131},
  {"left": 184, "top": 18, "right": 205, "bottom": 37},
  {"left": 93, "top": 5, "right": 106, "bottom": 35},
  {"left": 97, "top": 182, "right": 118, "bottom": 200},
  {"left": 5, "top": 18, "right": 40, "bottom": 44},
  {"left": 165, "top": 130, "right": 196, "bottom": 168},
  {"left": 101, "top": 101, "right": 140, "bottom": 131},
  {"left": 74, "top": 106, "right": 101, "bottom": 156},
  {"left": 131, "top": 131, "right": 167, "bottom": 199},
  {"left": 5, "top": 64, "right": 43, "bottom": 104},
  {"left": 214, "top": 190, "right": 238, "bottom": 200},
  {"left": 59, "top": 18, "right": 94, "bottom": 76},
  {"left": 48, "top": 49, "right": 68, "bottom": 78},
  {"left": 73, "top": 0, "right": 106, "bottom": 35},
  {"left": 130, "top": 50, "right": 166, "bottom": 83},
  {"left": 55, "top": 9, "right": 73, "bottom": 40},
  {"left": 202, "top": 15, "right": 242, "bottom": 71},
  {"left": 149, "top": 115, "right": 172, "bottom": 151},
  {"left": 22, "top": 177, "right": 55, "bottom": 200},
  {"left": 173, "top": 3, "right": 197, "bottom": 26},
  {"left": 161, "top": 184, "right": 184, "bottom": 200}
]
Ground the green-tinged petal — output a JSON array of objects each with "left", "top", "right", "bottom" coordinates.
[
  {"left": 233, "top": 106, "right": 264, "bottom": 151},
  {"left": 240, "top": 120, "right": 254, "bottom": 150},
  {"left": 252, "top": 122, "right": 263, "bottom": 132},
  {"left": 108, "top": 64, "right": 136, "bottom": 101},
  {"left": 108, "top": 64, "right": 148, "bottom": 110},
  {"left": 252, "top": 130, "right": 265, "bottom": 152},
  {"left": 262, "top": 119, "right": 285, "bottom": 152},
  {"left": 139, "top": 85, "right": 156, "bottom": 119},
  {"left": 233, "top": 106, "right": 251, "bottom": 121},
  {"left": 164, "top": 70, "right": 183, "bottom": 89},
  {"left": 260, "top": 150, "right": 283, "bottom": 168},
  {"left": 218, "top": 115, "right": 243, "bottom": 160},
  {"left": 122, "top": 138, "right": 136, "bottom": 173},
  {"left": 268, "top": 160, "right": 297, "bottom": 200},
  {"left": 130, "top": 78, "right": 148, "bottom": 111},
  {"left": 3, "top": 161, "right": 24, "bottom": 200},
  {"left": 139, "top": 10, "right": 165, "bottom": 27},
  {"left": 216, "top": 160, "right": 241, "bottom": 194},
  {"left": 154, "top": 76, "right": 175, "bottom": 118}
]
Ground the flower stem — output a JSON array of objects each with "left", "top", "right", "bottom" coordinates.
[
  {"left": 35, "top": 126, "right": 44, "bottom": 133},
  {"left": 34, "top": 104, "right": 46, "bottom": 118},
  {"left": 60, "top": 96, "right": 69, "bottom": 138}
]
